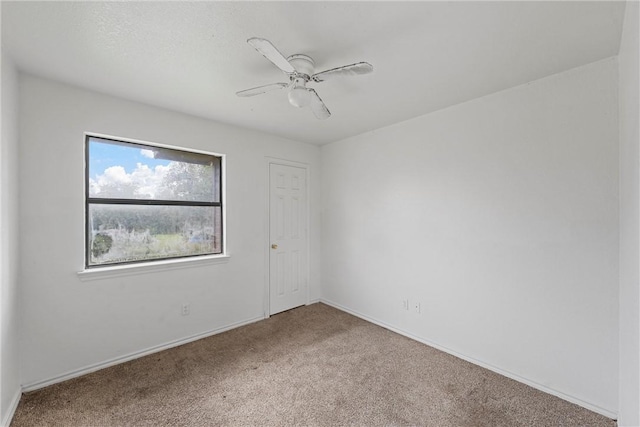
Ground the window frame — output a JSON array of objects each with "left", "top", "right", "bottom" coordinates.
[{"left": 84, "top": 133, "right": 225, "bottom": 269}]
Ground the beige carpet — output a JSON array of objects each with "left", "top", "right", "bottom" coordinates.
[{"left": 11, "top": 303, "right": 614, "bottom": 426}]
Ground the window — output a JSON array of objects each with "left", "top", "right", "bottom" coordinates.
[{"left": 85, "top": 135, "right": 223, "bottom": 267}]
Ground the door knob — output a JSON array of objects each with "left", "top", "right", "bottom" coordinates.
[{"left": 271, "top": 244, "right": 278, "bottom": 249}]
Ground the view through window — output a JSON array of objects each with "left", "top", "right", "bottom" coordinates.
[{"left": 86, "top": 136, "right": 223, "bottom": 267}]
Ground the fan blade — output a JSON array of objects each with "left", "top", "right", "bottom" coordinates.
[
  {"left": 308, "top": 89, "right": 330, "bottom": 120},
  {"left": 236, "top": 82, "right": 289, "bottom": 97},
  {"left": 247, "top": 38, "right": 296, "bottom": 74},
  {"left": 312, "top": 62, "right": 373, "bottom": 82}
]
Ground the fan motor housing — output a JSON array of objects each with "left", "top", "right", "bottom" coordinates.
[{"left": 287, "top": 54, "right": 315, "bottom": 78}]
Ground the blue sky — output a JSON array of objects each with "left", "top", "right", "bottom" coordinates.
[{"left": 89, "top": 138, "right": 170, "bottom": 179}]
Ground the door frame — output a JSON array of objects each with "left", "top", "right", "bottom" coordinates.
[{"left": 263, "top": 157, "right": 310, "bottom": 318}]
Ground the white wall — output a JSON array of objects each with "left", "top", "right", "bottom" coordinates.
[
  {"left": 321, "top": 59, "right": 619, "bottom": 416},
  {"left": 18, "top": 74, "right": 321, "bottom": 387},
  {"left": 1, "top": 52, "right": 22, "bottom": 425},
  {"left": 618, "top": 1, "right": 640, "bottom": 425}
]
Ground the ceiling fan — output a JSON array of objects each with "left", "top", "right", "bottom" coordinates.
[{"left": 236, "top": 37, "right": 373, "bottom": 120}]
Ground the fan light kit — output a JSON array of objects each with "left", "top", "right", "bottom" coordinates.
[{"left": 236, "top": 38, "right": 373, "bottom": 119}]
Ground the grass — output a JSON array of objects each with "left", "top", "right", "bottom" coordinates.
[{"left": 91, "top": 231, "right": 215, "bottom": 265}]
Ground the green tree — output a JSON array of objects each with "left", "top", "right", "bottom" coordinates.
[
  {"left": 91, "top": 233, "right": 113, "bottom": 258},
  {"left": 159, "top": 162, "right": 216, "bottom": 202}
]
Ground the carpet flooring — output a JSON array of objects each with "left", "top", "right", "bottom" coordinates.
[{"left": 11, "top": 303, "right": 615, "bottom": 426}]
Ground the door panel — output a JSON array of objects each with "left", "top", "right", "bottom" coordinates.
[{"left": 269, "top": 164, "right": 308, "bottom": 315}]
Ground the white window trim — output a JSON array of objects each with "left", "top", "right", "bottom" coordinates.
[
  {"left": 77, "top": 254, "right": 230, "bottom": 282},
  {"left": 83, "top": 132, "right": 228, "bottom": 271}
]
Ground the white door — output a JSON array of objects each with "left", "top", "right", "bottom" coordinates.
[{"left": 269, "top": 163, "right": 308, "bottom": 315}]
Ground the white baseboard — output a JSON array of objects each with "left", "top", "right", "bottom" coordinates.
[
  {"left": 1, "top": 387, "right": 21, "bottom": 427},
  {"left": 22, "top": 315, "right": 264, "bottom": 392},
  {"left": 320, "top": 298, "right": 617, "bottom": 421}
]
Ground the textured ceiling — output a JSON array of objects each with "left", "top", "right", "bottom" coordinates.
[{"left": 2, "top": 1, "right": 626, "bottom": 145}]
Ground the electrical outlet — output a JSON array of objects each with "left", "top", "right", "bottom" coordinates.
[
  {"left": 181, "top": 303, "right": 190, "bottom": 316},
  {"left": 414, "top": 302, "right": 421, "bottom": 314},
  {"left": 402, "top": 299, "right": 409, "bottom": 311}
]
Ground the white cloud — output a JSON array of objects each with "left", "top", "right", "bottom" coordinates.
[
  {"left": 140, "top": 149, "right": 155, "bottom": 159},
  {"left": 131, "top": 163, "right": 169, "bottom": 198},
  {"left": 88, "top": 177, "right": 101, "bottom": 195},
  {"left": 90, "top": 163, "right": 170, "bottom": 198},
  {"left": 100, "top": 166, "right": 131, "bottom": 184}
]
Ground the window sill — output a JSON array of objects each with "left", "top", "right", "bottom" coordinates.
[{"left": 77, "top": 254, "right": 230, "bottom": 282}]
